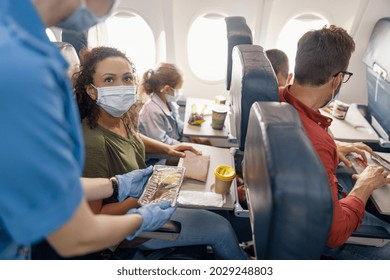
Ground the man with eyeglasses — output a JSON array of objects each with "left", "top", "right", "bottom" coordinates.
[{"left": 279, "top": 25, "right": 390, "bottom": 259}]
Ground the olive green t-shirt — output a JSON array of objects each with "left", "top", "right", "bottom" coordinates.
[{"left": 81, "top": 119, "right": 146, "bottom": 179}]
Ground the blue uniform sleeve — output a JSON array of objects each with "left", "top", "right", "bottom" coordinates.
[{"left": 0, "top": 29, "right": 84, "bottom": 245}]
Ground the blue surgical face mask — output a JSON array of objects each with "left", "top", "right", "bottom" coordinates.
[
  {"left": 57, "top": 0, "right": 118, "bottom": 32},
  {"left": 92, "top": 84, "right": 137, "bottom": 117},
  {"left": 321, "top": 83, "right": 341, "bottom": 108}
]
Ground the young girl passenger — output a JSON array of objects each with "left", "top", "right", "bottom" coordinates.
[{"left": 138, "top": 63, "right": 210, "bottom": 146}]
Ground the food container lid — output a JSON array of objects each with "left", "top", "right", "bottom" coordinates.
[{"left": 214, "top": 165, "right": 236, "bottom": 181}]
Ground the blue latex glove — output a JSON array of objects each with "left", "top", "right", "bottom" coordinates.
[
  {"left": 126, "top": 201, "right": 177, "bottom": 240},
  {"left": 115, "top": 166, "right": 153, "bottom": 201}
]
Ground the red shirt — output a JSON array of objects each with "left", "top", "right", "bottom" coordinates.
[{"left": 279, "top": 86, "right": 365, "bottom": 248}]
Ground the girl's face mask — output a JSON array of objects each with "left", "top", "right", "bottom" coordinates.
[{"left": 165, "top": 87, "right": 183, "bottom": 103}]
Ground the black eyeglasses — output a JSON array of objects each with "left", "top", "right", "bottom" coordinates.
[{"left": 334, "top": 71, "right": 353, "bottom": 83}]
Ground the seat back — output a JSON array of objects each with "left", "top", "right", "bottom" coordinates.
[
  {"left": 225, "top": 16, "right": 253, "bottom": 91},
  {"left": 243, "top": 102, "right": 333, "bottom": 259},
  {"left": 362, "top": 17, "right": 390, "bottom": 140},
  {"left": 230, "top": 45, "right": 278, "bottom": 151},
  {"left": 54, "top": 42, "right": 80, "bottom": 79},
  {"left": 61, "top": 30, "right": 87, "bottom": 57}
]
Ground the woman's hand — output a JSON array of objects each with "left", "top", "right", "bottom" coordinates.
[
  {"left": 189, "top": 136, "right": 211, "bottom": 146},
  {"left": 168, "top": 143, "right": 202, "bottom": 158},
  {"left": 139, "top": 134, "right": 202, "bottom": 158}
]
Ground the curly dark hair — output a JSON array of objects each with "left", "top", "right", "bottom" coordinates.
[{"left": 73, "top": 46, "right": 138, "bottom": 132}]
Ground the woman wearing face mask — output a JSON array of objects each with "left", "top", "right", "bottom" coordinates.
[
  {"left": 138, "top": 63, "right": 211, "bottom": 147},
  {"left": 74, "top": 47, "right": 249, "bottom": 260},
  {"left": 75, "top": 47, "right": 199, "bottom": 214}
]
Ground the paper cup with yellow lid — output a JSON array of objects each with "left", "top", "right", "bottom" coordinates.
[{"left": 214, "top": 165, "right": 236, "bottom": 194}]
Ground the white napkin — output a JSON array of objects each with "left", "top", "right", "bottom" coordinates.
[{"left": 177, "top": 190, "right": 224, "bottom": 207}]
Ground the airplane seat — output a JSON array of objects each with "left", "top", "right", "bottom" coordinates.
[
  {"left": 61, "top": 29, "right": 88, "bottom": 57},
  {"left": 243, "top": 102, "right": 333, "bottom": 259},
  {"left": 362, "top": 17, "right": 390, "bottom": 150},
  {"left": 228, "top": 44, "right": 278, "bottom": 217},
  {"left": 243, "top": 102, "right": 390, "bottom": 259},
  {"left": 54, "top": 41, "right": 80, "bottom": 80},
  {"left": 225, "top": 16, "right": 253, "bottom": 91},
  {"left": 230, "top": 44, "right": 279, "bottom": 152}
]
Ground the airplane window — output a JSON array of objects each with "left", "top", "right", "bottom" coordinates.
[
  {"left": 187, "top": 14, "right": 227, "bottom": 81},
  {"left": 89, "top": 12, "right": 156, "bottom": 78},
  {"left": 46, "top": 28, "right": 57, "bottom": 42},
  {"left": 276, "top": 14, "right": 328, "bottom": 73}
]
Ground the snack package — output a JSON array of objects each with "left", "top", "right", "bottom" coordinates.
[
  {"left": 182, "top": 151, "right": 210, "bottom": 182},
  {"left": 346, "top": 153, "right": 368, "bottom": 173},
  {"left": 138, "top": 165, "right": 186, "bottom": 206},
  {"left": 371, "top": 153, "right": 390, "bottom": 171},
  {"left": 346, "top": 152, "right": 390, "bottom": 174},
  {"left": 188, "top": 104, "right": 206, "bottom": 125}
]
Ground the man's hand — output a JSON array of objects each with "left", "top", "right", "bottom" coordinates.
[
  {"left": 350, "top": 165, "right": 390, "bottom": 204},
  {"left": 335, "top": 140, "right": 373, "bottom": 168},
  {"left": 353, "top": 165, "right": 390, "bottom": 191}
]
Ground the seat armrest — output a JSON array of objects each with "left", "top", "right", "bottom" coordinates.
[
  {"left": 137, "top": 220, "right": 181, "bottom": 240},
  {"left": 347, "top": 225, "right": 390, "bottom": 247},
  {"left": 352, "top": 225, "right": 390, "bottom": 238}
]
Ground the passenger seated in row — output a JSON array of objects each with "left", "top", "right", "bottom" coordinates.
[
  {"left": 279, "top": 25, "right": 390, "bottom": 259},
  {"left": 265, "top": 48, "right": 292, "bottom": 87},
  {"left": 74, "top": 46, "right": 249, "bottom": 259},
  {"left": 138, "top": 63, "right": 210, "bottom": 146}
]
